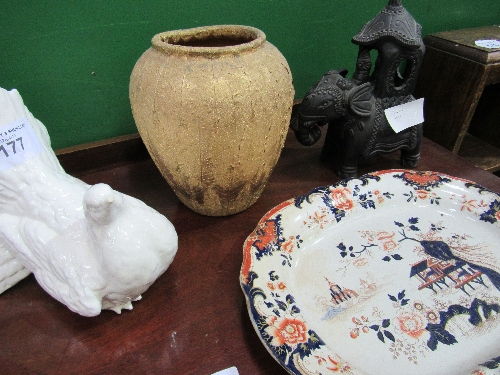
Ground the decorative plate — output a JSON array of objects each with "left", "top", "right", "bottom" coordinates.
[{"left": 240, "top": 170, "right": 500, "bottom": 375}]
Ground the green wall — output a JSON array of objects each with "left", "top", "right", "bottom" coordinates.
[{"left": 1, "top": 0, "right": 499, "bottom": 149}]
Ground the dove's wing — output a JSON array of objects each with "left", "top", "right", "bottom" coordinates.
[
  {"left": 0, "top": 243, "right": 31, "bottom": 294},
  {"left": 1, "top": 214, "right": 106, "bottom": 316},
  {"left": 35, "top": 267, "right": 103, "bottom": 317},
  {"left": 24, "top": 219, "right": 106, "bottom": 317},
  {"left": 0, "top": 214, "right": 51, "bottom": 275}
]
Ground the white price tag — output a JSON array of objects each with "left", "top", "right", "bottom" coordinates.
[
  {"left": 211, "top": 367, "right": 239, "bottom": 375},
  {"left": 0, "top": 118, "right": 44, "bottom": 172},
  {"left": 475, "top": 39, "right": 500, "bottom": 49},
  {"left": 384, "top": 98, "right": 424, "bottom": 133}
]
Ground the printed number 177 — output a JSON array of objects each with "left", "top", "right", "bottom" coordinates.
[{"left": 0, "top": 137, "right": 24, "bottom": 157}]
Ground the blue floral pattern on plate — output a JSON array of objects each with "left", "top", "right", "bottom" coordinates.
[{"left": 240, "top": 170, "right": 500, "bottom": 375}]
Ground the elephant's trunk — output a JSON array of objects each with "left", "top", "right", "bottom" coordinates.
[{"left": 290, "top": 112, "right": 327, "bottom": 146}]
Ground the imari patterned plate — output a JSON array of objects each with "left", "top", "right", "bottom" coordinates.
[{"left": 240, "top": 170, "right": 500, "bottom": 375}]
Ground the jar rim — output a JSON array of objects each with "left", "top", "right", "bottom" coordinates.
[{"left": 151, "top": 25, "right": 266, "bottom": 56}]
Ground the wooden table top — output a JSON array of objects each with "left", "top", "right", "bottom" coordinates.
[
  {"left": 2, "top": 131, "right": 500, "bottom": 375},
  {"left": 424, "top": 25, "right": 500, "bottom": 64}
]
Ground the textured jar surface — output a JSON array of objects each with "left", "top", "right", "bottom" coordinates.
[{"left": 130, "top": 25, "right": 294, "bottom": 216}]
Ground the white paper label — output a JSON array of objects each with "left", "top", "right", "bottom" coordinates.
[
  {"left": 0, "top": 118, "right": 44, "bottom": 172},
  {"left": 475, "top": 39, "right": 500, "bottom": 49},
  {"left": 384, "top": 98, "right": 424, "bottom": 133},
  {"left": 211, "top": 367, "right": 239, "bottom": 375}
]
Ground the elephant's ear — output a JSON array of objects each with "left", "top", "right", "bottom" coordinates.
[{"left": 346, "top": 83, "right": 372, "bottom": 117}]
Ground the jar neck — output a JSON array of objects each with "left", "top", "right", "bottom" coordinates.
[{"left": 151, "top": 25, "right": 266, "bottom": 57}]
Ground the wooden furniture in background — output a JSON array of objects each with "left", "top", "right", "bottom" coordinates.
[
  {"left": 1, "top": 131, "right": 500, "bottom": 375},
  {"left": 414, "top": 25, "right": 500, "bottom": 172}
]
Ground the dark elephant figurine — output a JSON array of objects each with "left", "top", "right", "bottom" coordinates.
[
  {"left": 290, "top": 69, "right": 422, "bottom": 178},
  {"left": 291, "top": 0, "right": 424, "bottom": 178}
]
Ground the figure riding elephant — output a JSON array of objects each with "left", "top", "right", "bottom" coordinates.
[{"left": 290, "top": 69, "right": 422, "bottom": 178}]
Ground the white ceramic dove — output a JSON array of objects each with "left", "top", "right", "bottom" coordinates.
[{"left": 0, "top": 88, "right": 178, "bottom": 316}]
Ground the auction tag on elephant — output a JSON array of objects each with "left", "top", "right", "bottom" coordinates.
[
  {"left": 384, "top": 98, "right": 424, "bottom": 133},
  {"left": 0, "top": 118, "right": 44, "bottom": 172}
]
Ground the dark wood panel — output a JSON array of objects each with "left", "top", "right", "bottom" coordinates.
[
  {"left": 458, "top": 133, "right": 500, "bottom": 172},
  {"left": 55, "top": 133, "right": 149, "bottom": 177},
  {"left": 415, "top": 46, "right": 488, "bottom": 152},
  {"left": 486, "top": 62, "right": 500, "bottom": 85},
  {"left": 468, "top": 82, "right": 500, "bottom": 150},
  {"left": 415, "top": 26, "right": 500, "bottom": 168}
]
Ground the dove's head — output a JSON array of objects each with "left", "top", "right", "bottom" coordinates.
[{"left": 83, "top": 183, "right": 124, "bottom": 225}]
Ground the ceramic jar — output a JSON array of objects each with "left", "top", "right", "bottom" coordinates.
[{"left": 130, "top": 25, "right": 294, "bottom": 216}]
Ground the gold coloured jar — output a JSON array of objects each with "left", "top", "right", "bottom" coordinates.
[{"left": 130, "top": 25, "right": 294, "bottom": 216}]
